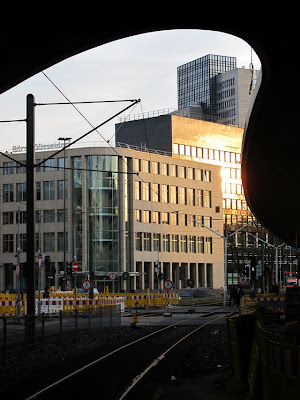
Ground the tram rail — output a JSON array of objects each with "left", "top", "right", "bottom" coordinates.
[{"left": 23, "top": 308, "right": 236, "bottom": 399}]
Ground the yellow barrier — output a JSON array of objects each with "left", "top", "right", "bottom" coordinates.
[{"left": 0, "top": 291, "right": 179, "bottom": 315}]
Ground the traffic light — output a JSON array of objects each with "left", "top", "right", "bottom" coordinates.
[
  {"left": 44, "top": 256, "right": 51, "bottom": 273},
  {"left": 250, "top": 256, "right": 256, "bottom": 279},
  {"left": 66, "top": 262, "right": 72, "bottom": 275},
  {"left": 244, "top": 264, "right": 250, "bottom": 279}
]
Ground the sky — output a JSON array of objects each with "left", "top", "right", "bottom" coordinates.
[{"left": 0, "top": 29, "right": 261, "bottom": 153}]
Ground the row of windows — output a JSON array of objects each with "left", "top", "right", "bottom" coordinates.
[
  {"left": 2, "top": 158, "right": 68, "bottom": 175},
  {"left": 173, "top": 143, "right": 241, "bottom": 164},
  {"left": 216, "top": 77, "right": 236, "bottom": 90},
  {"left": 135, "top": 232, "right": 213, "bottom": 254},
  {"left": 135, "top": 210, "right": 212, "bottom": 227},
  {"left": 217, "top": 88, "right": 235, "bottom": 100},
  {"left": 134, "top": 158, "right": 212, "bottom": 181},
  {"left": 223, "top": 198, "right": 248, "bottom": 211},
  {"left": 134, "top": 182, "right": 212, "bottom": 207},
  {"left": 2, "top": 210, "right": 67, "bottom": 225},
  {"left": 2, "top": 181, "right": 67, "bottom": 202},
  {"left": 2, "top": 232, "right": 68, "bottom": 253}
]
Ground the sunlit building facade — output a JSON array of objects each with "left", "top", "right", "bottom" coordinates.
[{"left": 0, "top": 145, "right": 223, "bottom": 293}]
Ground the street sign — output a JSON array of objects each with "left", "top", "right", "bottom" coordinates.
[
  {"left": 72, "top": 261, "right": 78, "bottom": 272},
  {"left": 16, "top": 264, "right": 20, "bottom": 277},
  {"left": 109, "top": 272, "right": 117, "bottom": 280},
  {"left": 122, "top": 272, "right": 129, "bottom": 280},
  {"left": 81, "top": 279, "right": 92, "bottom": 291},
  {"left": 163, "top": 280, "right": 173, "bottom": 290},
  {"left": 238, "top": 275, "right": 248, "bottom": 286}
]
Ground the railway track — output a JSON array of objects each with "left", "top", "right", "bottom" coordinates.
[{"left": 21, "top": 308, "right": 236, "bottom": 399}]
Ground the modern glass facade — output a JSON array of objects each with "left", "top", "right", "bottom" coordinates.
[
  {"left": 177, "top": 54, "right": 237, "bottom": 117},
  {"left": 87, "top": 155, "right": 119, "bottom": 275}
]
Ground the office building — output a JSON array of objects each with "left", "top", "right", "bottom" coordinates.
[
  {"left": 177, "top": 54, "right": 258, "bottom": 128},
  {"left": 0, "top": 145, "right": 223, "bottom": 293}
]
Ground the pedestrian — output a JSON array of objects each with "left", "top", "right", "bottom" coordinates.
[
  {"left": 269, "top": 282, "right": 279, "bottom": 294},
  {"left": 237, "top": 286, "right": 244, "bottom": 306},
  {"left": 230, "top": 286, "right": 238, "bottom": 306},
  {"left": 43, "top": 287, "right": 49, "bottom": 298}
]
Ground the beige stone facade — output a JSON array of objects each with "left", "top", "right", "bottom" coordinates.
[{"left": 0, "top": 145, "right": 223, "bottom": 293}]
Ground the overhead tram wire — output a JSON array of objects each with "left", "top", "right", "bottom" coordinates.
[{"left": 41, "top": 72, "right": 179, "bottom": 214}]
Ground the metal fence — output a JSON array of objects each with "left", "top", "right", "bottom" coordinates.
[{"left": 0, "top": 305, "right": 121, "bottom": 364}]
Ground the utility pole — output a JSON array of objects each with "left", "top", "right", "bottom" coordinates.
[{"left": 26, "top": 94, "right": 36, "bottom": 329}]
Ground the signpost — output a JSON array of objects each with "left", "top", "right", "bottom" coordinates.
[
  {"left": 163, "top": 280, "right": 173, "bottom": 291},
  {"left": 72, "top": 261, "right": 79, "bottom": 301},
  {"left": 81, "top": 279, "right": 92, "bottom": 291},
  {"left": 109, "top": 272, "right": 117, "bottom": 293},
  {"left": 238, "top": 275, "right": 248, "bottom": 286}
]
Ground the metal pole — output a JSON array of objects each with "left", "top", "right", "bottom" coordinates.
[
  {"left": 224, "top": 236, "right": 227, "bottom": 306},
  {"left": 26, "top": 94, "right": 35, "bottom": 330},
  {"left": 37, "top": 211, "right": 41, "bottom": 317},
  {"left": 275, "top": 246, "right": 278, "bottom": 285},
  {"left": 16, "top": 207, "right": 21, "bottom": 321}
]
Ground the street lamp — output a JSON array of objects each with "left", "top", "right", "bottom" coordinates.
[
  {"left": 199, "top": 220, "right": 256, "bottom": 306},
  {"left": 247, "top": 232, "right": 285, "bottom": 285},
  {"left": 58, "top": 137, "right": 71, "bottom": 290}
]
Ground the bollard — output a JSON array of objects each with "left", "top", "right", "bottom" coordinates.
[
  {"left": 99, "top": 306, "right": 103, "bottom": 330},
  {"left": 59, "top": 310, "right": 63, "bottom": 344},
  {"left": 2, "top": 317, "right": 7, "bottom": 364},
  {"left": 75, "top": 308, "right": 78, "bottom": 338},
  {"left": 41, "top": 313, "right": 45, "bottom": 350}
]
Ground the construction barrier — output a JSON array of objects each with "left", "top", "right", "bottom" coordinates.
[
  {"left": 228, "top": 311, "right": 300, "bottom": 399},
  {"left": 0, "top": 291, "right": 178, "bottom": 316}
]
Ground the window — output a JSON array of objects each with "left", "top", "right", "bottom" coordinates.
[
  {"left": 180, "top": 235, "right": 187, "bottom": 253},
  {"left": 162, "top": 234, "right": 170, "bottom": 252},
  {"left": 161, "top": 212, "right": 169, "bottom": 224},
  {"left": 44, "top": 158, "right": 55, "bottom": 171},
  {"left": 142, "top": 182, "right": 150, "bottom": 201},
  {"left": 169, "top": 164, "right": 177, "bottom": 177},
  {"left": 160, "top": 163, "right": 168, "bottom": 175},
  {"left": 203, "top": 170, "right": 211, "bottom": 182},
  {"left": 153, "top": 233, "right": 161, "bottom": 251},
  {"left": 16, "top": 183, "right": 26, "bottom": 202},
  {"left": 170, "top": 212, "right": 178, "bottom": 225},
  {"left": 44, "top": 210, "right": 55, "bottom": 223},
  {"left": 3, "top": 184, "right": 14, "bottom": 203},
  {"left": 197, "top": 236, "right": 204, "bottom": 253},
  {"left": 44, "top": 181, "right": 55, "bottom": 200},
  {"left": 135, "top": 209, "right": 142, "bottom": 222},
  {"left": 196, "top": 189, "right": 203, "bottom": 207},
  {"left": 152, "top": 183, "right": 159, "bottom": 202},
  {"left": 58, "top": 157, "right": 68, "bottom": 170},
  {"left": 171, "top": 234, "right": 179, "bottom": 252},
  {"left": 3, "top": 212, "right": 13, "bottom": 224},
  {"left": 203, "top": 216, "right": 212, "bottom": 228},
  {"left": 143, "top": 210, "right": 151, "bottom": 223},
  {"left": 3, "top": 234, "right": 13, "bottom": 252},
  {"left": 16, "top": 161, "right": 26, "bottom": 174},
  {"left": 187, "top": 188, "right": 195, "bottom": 206},
  {"left": 189, "top": 236, "right": 196, "bottom": 253},
  {"left": 58, "top": 232, "right": 68, "bottom": 251},
  {"left": 173, "top": 144, "right": 179, "bottom": 155},
  {"left": 135, "top": 232, "right": 142, "bottom": 251},
  {"left": 3, "top": 162, "right": 14, "bottom": 175},
  {"left": 57, "top": 209, "right": 65, "bottom": 222},
  {"left": 143, "top": 232, "right": 151, "bottom": 251},
  {"left": 134, "top": 181, "right": 142, "bottom": 200},
  {"left": 152, "top": 161, "right": 159, "bottom": 174},
  {"left": 152, "top": 211, "right": 160, "bottom": 224},
  {"left": 18, "top": 234, "right": 27, "bottom": 252},
  {"left": 205, "top": 237, "right": 212, "bottom": 254},
  {"left": 57, "top": 180, "right": 68, "bottom": 200},
  {"left": 44, "top": 232, "right": 55, "bottom": 252},
  {"left": 36, "top": 182, "right": 41, "bottom": 201},
  {"left": 204, "top": 190, "right": 211, "bottom": 208},
  {"left": 170, "top": 186, "right": 178, "bottom": 204},
  {"left": 160, "top": 184, "right": 169, "bottom": 203}
]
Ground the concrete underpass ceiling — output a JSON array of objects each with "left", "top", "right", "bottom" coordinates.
[{"left": 0, "top": 23, "right": 298, "bottom": 246}]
